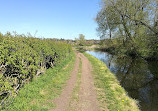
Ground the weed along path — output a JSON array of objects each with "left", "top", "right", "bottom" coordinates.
[{"left": 51, "top": 52, "right": 100, "bottom": 111}]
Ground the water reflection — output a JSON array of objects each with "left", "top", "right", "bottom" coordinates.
[{"left": 86, "top": 51, "right": 158, "bottom": 111}]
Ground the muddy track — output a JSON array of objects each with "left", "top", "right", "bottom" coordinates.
[{"left": 51, "top": 52, "right": 100, "bottom": 111}]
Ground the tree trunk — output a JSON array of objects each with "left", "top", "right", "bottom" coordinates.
[{"left": 121, "top": 15, "right": 132, "bottom": 41}]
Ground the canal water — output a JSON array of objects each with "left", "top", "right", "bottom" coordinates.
[{"left": 86, "top": 51, "right": 158, "bottom": 111}]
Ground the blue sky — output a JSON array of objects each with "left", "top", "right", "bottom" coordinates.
[{"left": 0, "top": 0, "right": 101, "bottom": 40}]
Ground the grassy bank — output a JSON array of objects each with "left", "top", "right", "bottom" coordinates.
[
  {"left": 83, "top": 53, "right": 140, "bottom": 111},
  {"left": 3, "top": 52, "right": 76, "bottom": 111}
]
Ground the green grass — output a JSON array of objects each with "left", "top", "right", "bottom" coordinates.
[
  {"left": 67, "top": 57, "right": 82, "bottom": 111},
  {"left": 83, "top": 53, "right": 140, "bottom": 111},
  {"left": 3, "top": 52, "right": 76, "bottom": 111},
  {"left": 74, "top": 45, "right": 99, "bottom": 53}
]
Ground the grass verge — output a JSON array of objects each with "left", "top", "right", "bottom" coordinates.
[
  {"left": 83, "top": 53, "right": 140, "bottom": 111},
  {"left": 4, "top": 52, "right": 76, "bottom": 111}
]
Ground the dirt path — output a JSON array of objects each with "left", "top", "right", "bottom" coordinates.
[
  {"left": 76, "top": 53, "right": 100, "bottom": 111},
  {"left": 51, "top": 52, "right": 100, "bottom": 111}
]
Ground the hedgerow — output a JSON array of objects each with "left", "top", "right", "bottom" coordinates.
[{"left": 0, "top": 32, "right": 72, "bottom": 108}]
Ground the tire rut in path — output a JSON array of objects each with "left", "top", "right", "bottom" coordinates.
[
  {"left": 76, "top": 53, "right": 100, "bottom": 111},
  {"left": 51, "top": 52, "right": 80, "bottom": 111},
  {"left": 51, "top": 52, "right": 100, "bottom": 111}
]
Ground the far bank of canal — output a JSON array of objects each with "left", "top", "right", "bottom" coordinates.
[{"left": 86, "top": 51, "right": 158, "bottom": 111}]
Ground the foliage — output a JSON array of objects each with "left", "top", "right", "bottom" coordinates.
[
  {"left": 0, "top": 32, "right": 72, "bottom": 108},
  {"left": 96, "top": 0, "right": 158, "bottom": 59},
  {"left": 75, "top": 34, "right": 86, "bottom": 46},
  {"left": 3, "top": 51, "right": 75, "bottom": 111}
]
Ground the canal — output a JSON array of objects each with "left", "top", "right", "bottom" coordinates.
[{"left": 86, "top": 51, "right": 158, "bottom": 111}]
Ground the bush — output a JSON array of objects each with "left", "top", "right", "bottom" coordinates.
[{"left": 0, "top": 32, "right": 72, "bottom": 108}]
